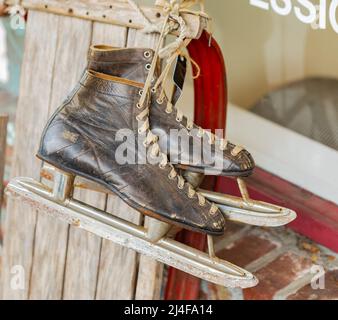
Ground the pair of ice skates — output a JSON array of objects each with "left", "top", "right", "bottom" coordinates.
[
  {"left": 37, "top": 43, "right": 256, "bottom": 236},
  {"left": 6, "top": 9, "right": 296, "bottom": 288}
]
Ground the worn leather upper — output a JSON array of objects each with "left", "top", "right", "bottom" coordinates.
[
  {"left": 38, "top": 71, "right": 225, "bottom": 235},
  {"left": 87, "top": 45, "right": 255, "bottom": 176}
]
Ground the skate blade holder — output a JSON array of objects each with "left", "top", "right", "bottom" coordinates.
[
  {"left": 6, "top": 173, "right": 258, "bottom": 289},
  {"left": 40, "top": 164, "right": 297, "bottom": 228},
  {"left": 201, "top": 178, "right": 297, "bottom": 227}
]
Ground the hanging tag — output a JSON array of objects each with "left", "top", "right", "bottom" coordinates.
[
  {"left": 173, "top": 54, "right": 187, "bottom": 91},
  {"left": 171, "top": 55, "right": 187, "bottom": 105}
]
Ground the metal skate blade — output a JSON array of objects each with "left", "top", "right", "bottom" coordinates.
[
  {"left": 40, "top": 165, "right": 296, "bottom": 227},
  {"left": 201, "top": 189, "right": 297, "bottom": 227},
  {"left": 6, "top": 177, "right": 258, "bottom": 289}
]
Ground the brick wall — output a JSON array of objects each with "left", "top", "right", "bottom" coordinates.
[{"left": 200, "top": 222, "right": 338, "bottom": 300}]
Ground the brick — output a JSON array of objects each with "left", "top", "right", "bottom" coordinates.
[
  {"left": 244, "top": 252, "right": 312, "bottom": 300},
  {"left": 217, "top": 235, "right": 277, "bottom": 267},
  {"left": 218, "top": 221, "right": 245, "bottom": 239},
  {"left": 287, "top": 270, "right": 338, "bottom": 300}
]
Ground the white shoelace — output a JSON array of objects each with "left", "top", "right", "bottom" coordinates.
[
  {"left": 128, "top": 0, "right": 244, "bottom": 157},
  {"left": 128, "top": 0, "right": 220, "bottom": 215}
]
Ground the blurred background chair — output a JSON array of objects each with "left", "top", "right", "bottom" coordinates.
[{"left": 252, "top": 78, "right": 338, "bottom": 152}]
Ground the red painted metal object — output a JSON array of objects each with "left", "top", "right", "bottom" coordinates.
[{"left": 165, "top": 31, "right": 228, "bottom": 300}]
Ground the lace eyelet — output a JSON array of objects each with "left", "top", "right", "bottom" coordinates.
[
  {"left": 156, "top": 99, "right": 164, "bottom": 105},
  {"left": 199, "top": 201, "right": 206, "bottom": 207},
  {"left": 144, "top": 51, "right": 151, "bottom": 59},
  {"left": 145, "top": 63, "right": 151, "bottom": 71},
  {"left": 176, "top": 117, "right": 182, "bottom": 122},
  {"left": 168, "top": 174, "right": 175, "bottom": 180},
  {"left": 138, "top": 90, "right": 143, "bottom": 96},
  {"left": 165, "top": 108, "right": 172, "bottom": 114},
  {"left": 138, "top": 128, "right": 143, "bottom": 134},
  {"left": 136, "top": 103, "right": 142, "bottom": 109},
  {"left": 151, "top": 87, "right": 157, "bottom": 93},
  {"left": 178, "top": 184, "right": 184, "bottom": 190}
]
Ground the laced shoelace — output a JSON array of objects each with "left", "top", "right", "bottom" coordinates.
[
  {"left": 153, "top": 54, "right": 244, "bottom": 157},
  {"left": 129, "top": 0, "right": 219, "bottom": 215},
  {"left": 128, "top": 0, "right": 243, "bottom": 157}
]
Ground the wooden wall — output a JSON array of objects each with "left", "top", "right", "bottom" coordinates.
[{"left": 0, "top": 10, "right": 162, "bottom": 300}]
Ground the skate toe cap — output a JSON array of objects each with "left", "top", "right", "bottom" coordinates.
[
  {"left": 226, "top": 147, "right": 255, "bottom": 176},
  {"left": 203, "top": 206, "right": 225, "bottom": 235}
]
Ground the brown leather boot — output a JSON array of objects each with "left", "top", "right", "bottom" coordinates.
[
  {"left": 87, "top": 45, "right": 255, "bottom": 177},
  {"left": 37, "top": 70, "right": 225, "bottom": 235}
]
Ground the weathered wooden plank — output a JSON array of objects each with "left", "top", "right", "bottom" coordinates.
[
  {"left": 5, "top": 0, "right": 206, "bottom": 39},
  {"left": 127, "top": 28, "right": 164, "bottom": 300},
  {"left": 127, "top": 27, "right": 160, "bottom": 49},
  {"left": 0, "top": 115, "right": 8, "bottom": 208},
  {"left": 135, "top": 217, "right": 164, "bottom": 300},
  {"left": 1, "top": 8, "right": 165, "bottom": 300},
  {"left": 89, "top": 22, "right": 141, "bottom": 300},
  {"left": 0, "top": 10, "right": 60, "bottom": 300},
  {"left": 135, "top": 253, "right": 164, "bottom": 300},
  {"left": 91, "top": 21, "right": 128, "bottom": 47},
  {"left": 63, "top": 189, "right": 106, "bottom": 300},
  {"left": 30, "top": 15, "right": 97, "bottom": 300},
  {"left": 95, "top": 195, "right": 141, "bottom": 300},
  {"left": 28, "top": 14, "right": 93, "bottom": 300}
]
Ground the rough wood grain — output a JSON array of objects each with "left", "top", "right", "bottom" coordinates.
[
  {"left": 135, "top": 253, "right": 164, "bottom": 300},
  {"left": 127, "top": 28, "right": 164, "bottom": 301},
  {"left": 32, "top": 15, "right": 101, "bottom": 300},
  {"left": 0, "top": 115, "right": 8, "bottom": 208},
  {"left": 90, "top": 22, "right": 141, "bottom": 300},
  {"left": 5, "top": 0, "right": 206, "bottom": 39},
  {"left": 1, "top": 9, "right": 165, "bottom": 300},
  {"left": 63, "top": 189, "right": 106, "bottom": 300},
  {"left": 28, "top": 15, "right": 93, "bottom": 300},
  {"left": 0, "top": 10, "right": 59, "bottom": 299},
  {"left": 95, "top": 195, "right": 141, "bottom": 300},
  {"left": 135, "top": 217, "right": 164, "bottom": 300}
]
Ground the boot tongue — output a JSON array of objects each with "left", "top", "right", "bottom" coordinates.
[{"left": 87, "top": 45, "right": 156, "bottom": 84}]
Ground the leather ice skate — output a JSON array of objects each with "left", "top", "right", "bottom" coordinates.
[
  {"left": 87, "top": 45, "right": 255, "bottom": 177},
  {"left": 37, "top": 70, "right": 225, "bottom": 235}
]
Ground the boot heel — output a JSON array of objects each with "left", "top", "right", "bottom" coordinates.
[
  {"left": 52, "top": 168, "right": 75, "bottom": 202},
  {"left": 146, "top": 217, "right": 172, "bottom": 243}
]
